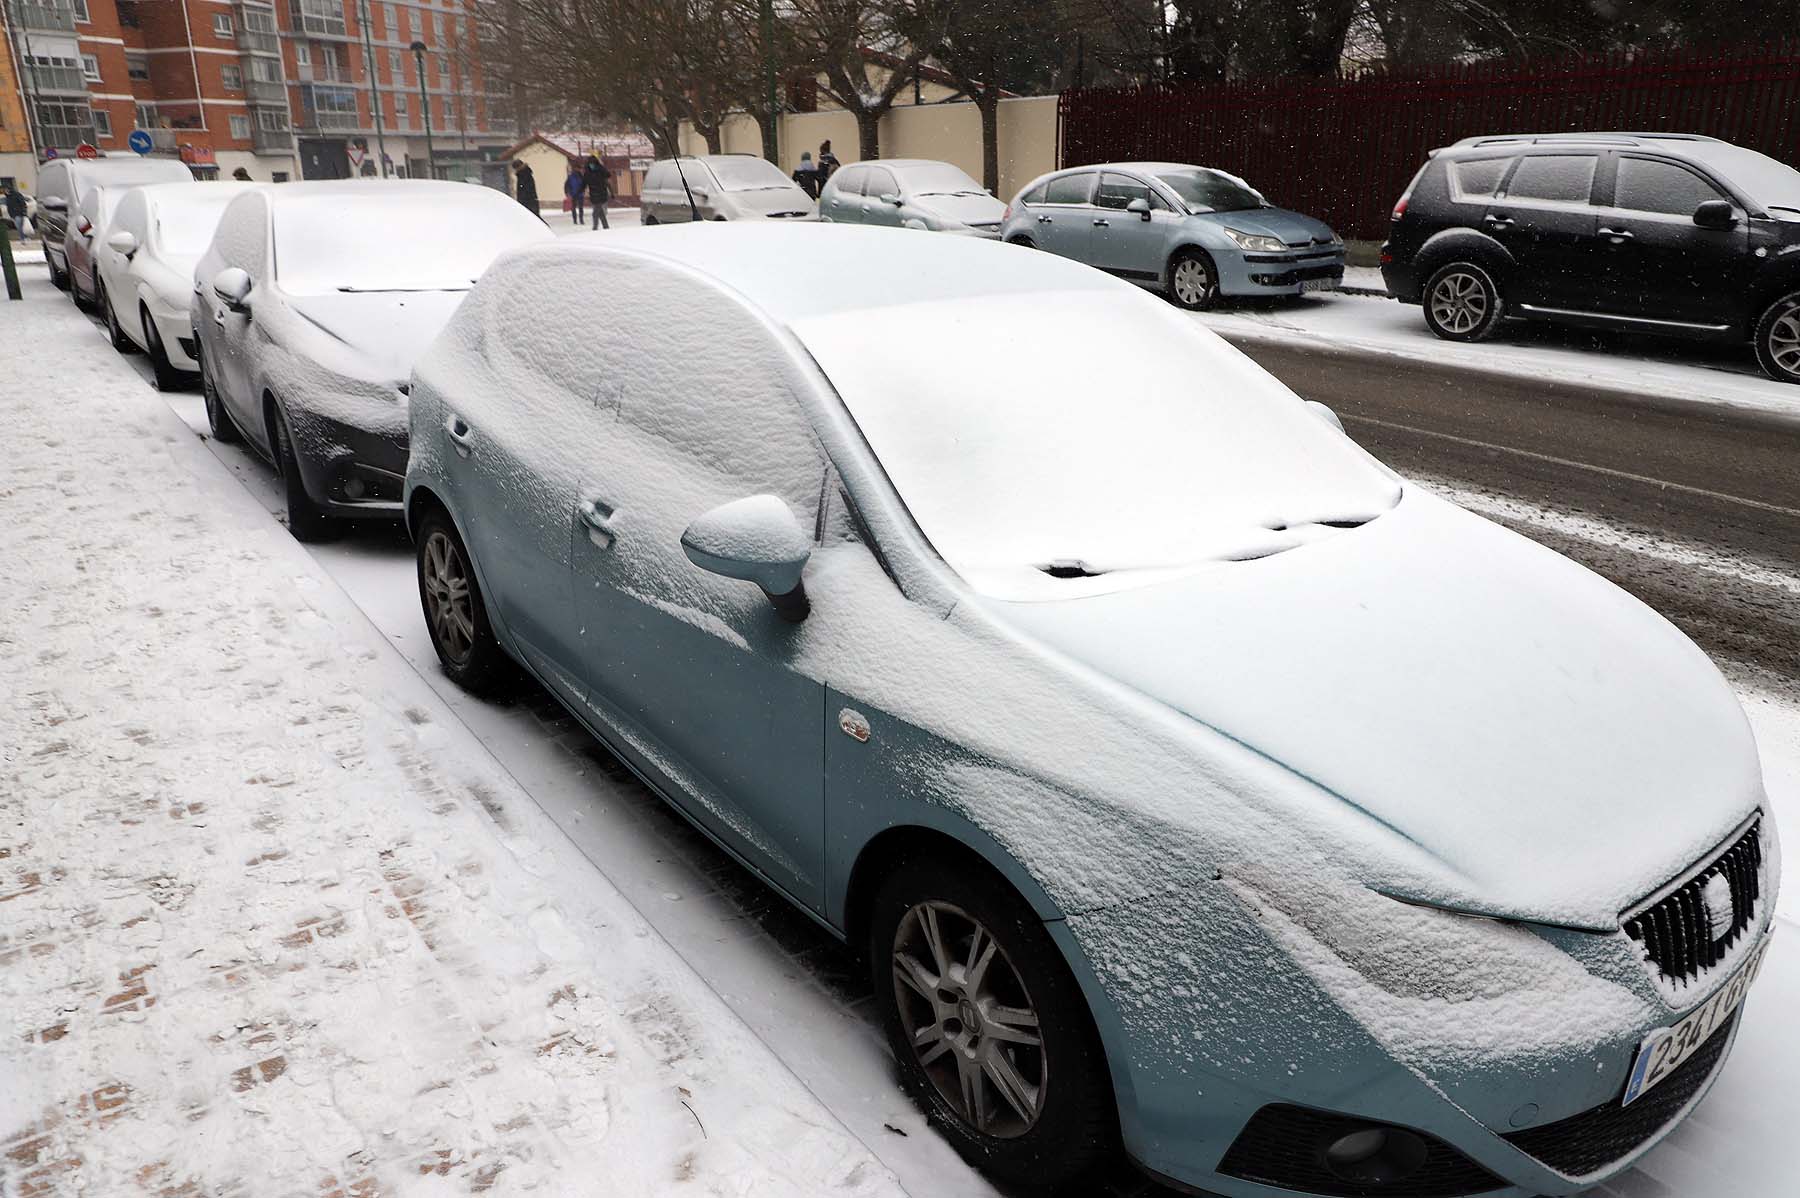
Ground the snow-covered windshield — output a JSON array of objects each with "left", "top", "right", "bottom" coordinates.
[
  {"left": 706, "top": 156, "right": 794, "bottom": 192},
  {"left": 272, "top": 192, "right": 549, "bottom": 294},
  {"left": 792, "top": 290, "right": 1400, "bottom": 591},
  {"left": 900, "top": 163, "right": 986, "bottom": 196},
  {"left": 1156, "top": 168, "right": 1266, "bottom": 213},
  {"left": 1686, "top": 143, "right": 1800, "bottom": 214},
  {"left": 153, "top": 194, "right": 238, "bottom": 257}
]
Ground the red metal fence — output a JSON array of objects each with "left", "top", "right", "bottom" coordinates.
[{"left": 1058, "top": 45, "right": 1800, "bottom": 241}]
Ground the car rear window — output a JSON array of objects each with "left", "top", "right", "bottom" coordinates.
[
  {"left": 1044, "top": 173, "right": 1093, "bottom": 205},
  {"left": 1503, "top": 155, "right": 1597, "bottom": 204},
  {"left": 1615, "top": 157, "right": 1725, "bottom": 216},
  {"left": 1020, "top": 181, "right": 1048, "bottom": 205},
  {"left": 1449, "top": 157, "right": 1513, "bottom": 201}
]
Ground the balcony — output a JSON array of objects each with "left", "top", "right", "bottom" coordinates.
[
  {"left": 235, "top": 1, "right": 281, "bottom": 53},
  {"left": 36, "top": 123, "right": 94, "bottom": 152},
  {"left": 252, "top": 125, "right": 291, "bottom": 154},
  {"left": 27, "top": 62, "right": 89, "bottom": 94},
  {"left": 292, "top": 61, "right": 354, "bottom": 84},
  {"left": 13, "top": 2, "right": 77, "bottom": 33},
  {"left": 289, "top": 0, "right": 347, "bottom": 37},
  {"left": 245, "top": 77, "right": 287, "bottom": 103}
]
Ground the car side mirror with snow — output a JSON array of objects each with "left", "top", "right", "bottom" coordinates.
[
  {"left": 1692, "top": 200, "right": 1736, "bottom": 230},
  {"left": 681, "top": 494, "right": 812, "bottom": 623},
  {"left": 1127, "top": 197, "right": 1152, "bottom": 221},
  {"left": 213, "top": 267, "right": 252, "bottom": 311},
  {"left": 107, "top": 230, "right": 138, "bottom": 258},
  {"left": 1306, "top": 400, "right": 1345, "bottom": 433},
  {"left": 880, "top": 193, "right": 902, "bottom": 206}
]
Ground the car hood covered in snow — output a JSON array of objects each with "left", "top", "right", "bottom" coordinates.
[
  {"left": 993, "top": 487, "right": 1763, "bottom": 931},
  {"left": 916, "top": 192, "right": 1007, "bottom": 227},
  {"left": 286, "top": 289, "right": 469, "bottom": 381},
  {"left": 1201, "top": 205, "right": 1336, "bottom": 246}
]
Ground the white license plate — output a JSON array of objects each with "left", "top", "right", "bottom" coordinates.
[
  {"left": 1301, "top": 277, "right": 1337, "bottom": 293},
  {"left": 1622, "top": 933, "right": 1771, "bottom": 1106}
]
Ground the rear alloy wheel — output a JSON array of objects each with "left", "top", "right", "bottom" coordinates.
[
  {"left": 1006, "top": 236, "right": 1036, "bottom": 250},
  {"left": 1167, "top": 249, "right": 1218, "bottom": 311},
  {"left": 1422, "top": 261, "right": 1504, "bottom": 342},
  {"left": 101, "top": 283, "right": 135, "bottom": 353},
  {"left": 641, "top": 212, "right": 659, "bottom": 226},
  {"left": 415, "top": 508, "right": 512, "bottom": 694},
  {"left": 270, "top": 403, "right": 334, "bottom": 543},
  {"left": 870, "top": 856, "right": 1113, "bottom": 1191},
  {"left": 1753, "top": 291, "right": 1800, "bottom": 384},
  {"left": 199, "top": 344, "right": 240, "bottom": 443},
  {"left": 143, "top": 309, "right": 183, "bottom": 392}
]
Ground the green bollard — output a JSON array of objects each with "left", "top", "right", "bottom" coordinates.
[{"left": 1, "top": 222, "right": 19, "bottom": 301}]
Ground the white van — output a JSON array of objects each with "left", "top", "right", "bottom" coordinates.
[
  {"left": 639, "top": 155, "right": 817, "bottom": 225},
  {"left": 35, "top": 156, "right": 193, "bottom": 292}
]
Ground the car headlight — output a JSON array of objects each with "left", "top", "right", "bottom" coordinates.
[{"left": 1222, "top": 227, "right": 1289, "bottom": 253}]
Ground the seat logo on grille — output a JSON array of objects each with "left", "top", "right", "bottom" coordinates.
[{"left": 1700, "top": 873, "right": 1735, "bottom": 942}]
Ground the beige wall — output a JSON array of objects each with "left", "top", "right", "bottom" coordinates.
[{"left": 676, "top": 94, "right": 1059, "bottom": 201}]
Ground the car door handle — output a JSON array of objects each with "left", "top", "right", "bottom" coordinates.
[
  {"left": 213, "top": 307, "right": 227, "bottom": 327},
  {"left": 1597, "top": 226, "right": 1634, "bottom": 241},
  {"left": 1037, "top": 215, "right": 1053, "bottom": 223},
  {"left": 445, "top": 415, "right": 474, "bottom": 457},
  {"left": 1484, "top": 214, "right": 1514, "bottom": 228},
  {"left": 577, "top": 497, "right": 617, "bottom": 550},
  {"left": 1092, "top": 218, "right": 1110, "bottom": 227}
]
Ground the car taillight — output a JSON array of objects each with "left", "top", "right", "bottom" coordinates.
[
  {"left": 1390, "top": 197, "right": 1407, "bottom": 221},
  {"left": 77, "top": 217, "right": 91, "bottom": 235},
  {"left": 1379, "top": 251, "right": 1393, "bottom": 265},
  {"left": 1002, "top": 204, "right": 1011, "bottom": 222}
]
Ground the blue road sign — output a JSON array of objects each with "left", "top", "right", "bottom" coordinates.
[{"left": 127, "top": 129, "right": 154, "bottom": 155}]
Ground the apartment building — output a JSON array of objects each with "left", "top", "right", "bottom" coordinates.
[{"left": 1, "top": 0, "right": 516, "bottom": 189}]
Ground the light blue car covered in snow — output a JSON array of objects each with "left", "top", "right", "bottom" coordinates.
[
  {"left": 403, "top": 223, "right": 1774, "bottom": 1197},
  {"left": 1000, "top": 161, "right": 1345, "bottom": 309}
]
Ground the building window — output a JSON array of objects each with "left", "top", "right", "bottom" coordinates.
[
  {"left": 126, "top": 52, "right": 149, "bottom": 80},
  {"left": 92, "top": 109, "right": 111, "bottom": 137},
  {"left": 294, "top": 42, "right": 311, "bottom": 66},
  {"left": 389, "top": 49, "right": 402, "bottom": 77},
  {"left": 81, "top": 53, "right": 100, "bottom": 82},
  {"left": 394, "top": 91, "right": 406, "bottom": 116},
  {"left": 213, "top": 13, "right": 232, "bottom": 36},
  {"left": 136, "top": 102, "right": 156, "bottom": 129},
  {"left": 221, "top": 64, "right": 242, "bottom": 90},
  {"left": 251, "top": 57, "right": 280, "bottom": 83},
  {"left": 384, "top": 3, "right": 397, "bottom": 34},
  {"left": 72, "top": 0, "right": 90, "bottom": 21},
  {"left": 230, "top": 113, "right": 250, "bottom": 138},
  {"left": 257, "top": 108, "right": 288, "bottom": 131}
]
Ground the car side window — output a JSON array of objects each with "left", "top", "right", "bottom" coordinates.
[
  {"left": 40, "top": 163, "right": 67, "bottom": 206},
  {"left": 114, "top": 189, "right": 147, "bottom": 239},
  {"left": 1449, "top": 157, "right": 1513, "bottom": 202},
  {"left": 210, "top": 193, "right": 267, "bottom": 274},
  {"left": 1043, "top": 173, "right": 1095, "bottom": 205},
  {"left": 865, "top": 168, "right": 897, "bottom": 199},
  {"left": 835, "top": 166, "right": 865, "bottom": 197},
  {"left": 1615, "top": 157, "right": 1726, "bottom": 217},
  {"left": 645, "top": 161, "right": 669, "bottom": 190},
  {"left": 1020, "top": 181, "right": 1048, "bottom": 205},
  {"left": 1500, "top": 155, "right": 1597, "bottom": 205},
  {"left": 1095, "top": 173, "right": 1151, "bottom": 210}
]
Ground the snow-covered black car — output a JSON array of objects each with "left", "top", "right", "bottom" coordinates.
[{"left": 1382, "top": 132, "right": 1800, "bottom": 383}]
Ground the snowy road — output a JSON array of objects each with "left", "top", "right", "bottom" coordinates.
[{"left": 27, "top": 259, "right": 1800, "bottom": 1196}]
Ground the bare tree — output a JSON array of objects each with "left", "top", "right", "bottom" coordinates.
[{"left": 786, "top": 0, "right": 924, "bottom": 158}]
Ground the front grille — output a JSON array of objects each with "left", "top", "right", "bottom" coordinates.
[
  {"left": 1623, "top": 819, "right": 1762, "bottom": 989},
  {"left": 1218, "top": 1104, "right": 1505, "bottom": 1197},
  {"left": 1504, "top": 1013, "right": 1736, "bottom": 1177}
]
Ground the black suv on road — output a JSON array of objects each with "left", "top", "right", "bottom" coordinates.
[{"left": 1381, "top": 132, "right": 1800, "bottom": 383}]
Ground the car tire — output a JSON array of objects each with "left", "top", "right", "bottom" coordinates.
[
  {"left": 415, "top": 506, "right": 513, "bottom": 695},
  {"left": 199, "top": 344, "right": 240, "bottom": 443},
  {"left": 1167, "top": 248, "right": 1219, "bottom": 311},
  {"left": 1752, "top": 291, "right": 1800, "bottom": 384},
  {"left": 100, "top": 283, "right": 136, "bottom": 353},
  {"left": 143, "top": 308, "right": 183, "bottom": 392},
  {"left": 869, "top": 854, "right": 1114, "bottom": 1192},
  {"left": 1422, "top": 261, "right": 1504, "bottom": 342},
  {"left": 641, "top": 212, "right": 659, "bottom": 226},
  {"left": 48, "top": 251, "right": 69, "bottom": 291},
  {"left": 270, "top": 402, "right": 334, "bottom": 543},
  {"left": 1006, "top": 235, "right": 1036, "bottom": 250}
]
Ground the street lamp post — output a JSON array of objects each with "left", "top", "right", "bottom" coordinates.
[
  {"left": 356, "top": 0, "right": 389, "bottom": 176},
  {"left": 409, "top": 40, "right": 435, "bottom": 179}
]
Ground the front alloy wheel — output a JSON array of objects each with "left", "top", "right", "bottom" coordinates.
[
  {"left": 1168, "top": 250, "right": 1217, "bottom": 310},
  {"left": 414, "top": 508, "right": 512, "bottom": 694},
  {"left": 1423, "top": 262, "right": 1503, "bottom": 342},
  {"left": 893, "top": 901, "right": 1046, "bottom": 1138},
  {"left": 1753, "top": 291, "right": 1800, "bottom": 384}
]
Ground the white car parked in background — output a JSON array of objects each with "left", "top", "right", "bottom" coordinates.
[
  {"left": 639, "top": 155, "right": 818, "bottom": 224},
  {"left": 93, "top": 182, "right": 257, "bottom": 390},
  {"left": 819, "top": 159, "right": 1006, "bottom": 237}
]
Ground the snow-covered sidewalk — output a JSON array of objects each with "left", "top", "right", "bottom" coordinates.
[
  {"left": 0, "top": 274, "right": 903, "bottom": 1197},
  {"left": 1197, "top": 289, "right": 1800, "bottom": 424}
]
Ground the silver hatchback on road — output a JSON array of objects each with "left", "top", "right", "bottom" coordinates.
[
  {"left": 819, "top": 158, "right": 1006, "bottom": 237},
  {"left": 1000, "top": 162, "right": 1344, "bottom": 309}
]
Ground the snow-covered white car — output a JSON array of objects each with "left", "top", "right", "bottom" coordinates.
[
  {"left": 93, "top": 181, "right": 257, "bottom": 389},
  {"left": 404, "top": 224, "right": 1777, "bottom": 1197},
  {"left": 191, "top": 180, "right": 552, "bottom": 540}
]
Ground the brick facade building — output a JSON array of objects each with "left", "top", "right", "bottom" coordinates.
[{"left": 1, "top": 0, "right": 516, "bottom": 189}]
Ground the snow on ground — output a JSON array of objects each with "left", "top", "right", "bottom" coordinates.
[
  {"left": 0, "top": 271, "right": 903, "bottom": 1198},
  {"left": 1196, "top": 290, "right": 1800, "bottom": 424}
]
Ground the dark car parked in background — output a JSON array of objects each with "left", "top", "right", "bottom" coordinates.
[{"left": 1381, "top": 132, "right": 1800, "bottom": 383}]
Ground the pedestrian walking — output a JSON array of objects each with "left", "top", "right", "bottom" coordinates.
[
  {"left": 512, "top": 160, "right": 544, "bottom": 223},
  {"left": 3, "top": 185, "right": 29, "bottom": 241},
  {"left": 583, "top": 154, "right": 613, "bottom": 230},
  {"left": 565, "top": 164, "right": 586, "bottom": 225},
  {"left": 792, "top": 151, "right": 820, "bottom": 200},
  {"left": 231, "top": 167, "right": 253, "bottom": 181},
  {"left": 817, "top": 140, "right": 840, "bottom": 182}
]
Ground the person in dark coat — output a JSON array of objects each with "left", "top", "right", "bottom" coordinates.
[
  {"left": 512, "top": 160, "right": 543, "bottom": 221},
  {"left": 564, "top": 164, "right": 585, "bottom": 225},
  {"left": 817, "top": 140, "right": 841, "bottom": 182},
  {"left": 231, "top": 166, "right": 253, "bottom": 181},
  {"left": 582, "top": 154, "right": 613, "bottom": 230},
  {"left": 792, "top": 151, "right": 820, "bottom": 200},
  {"left": 4, "top": 185, "right": 29, "bottom": 240}
]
